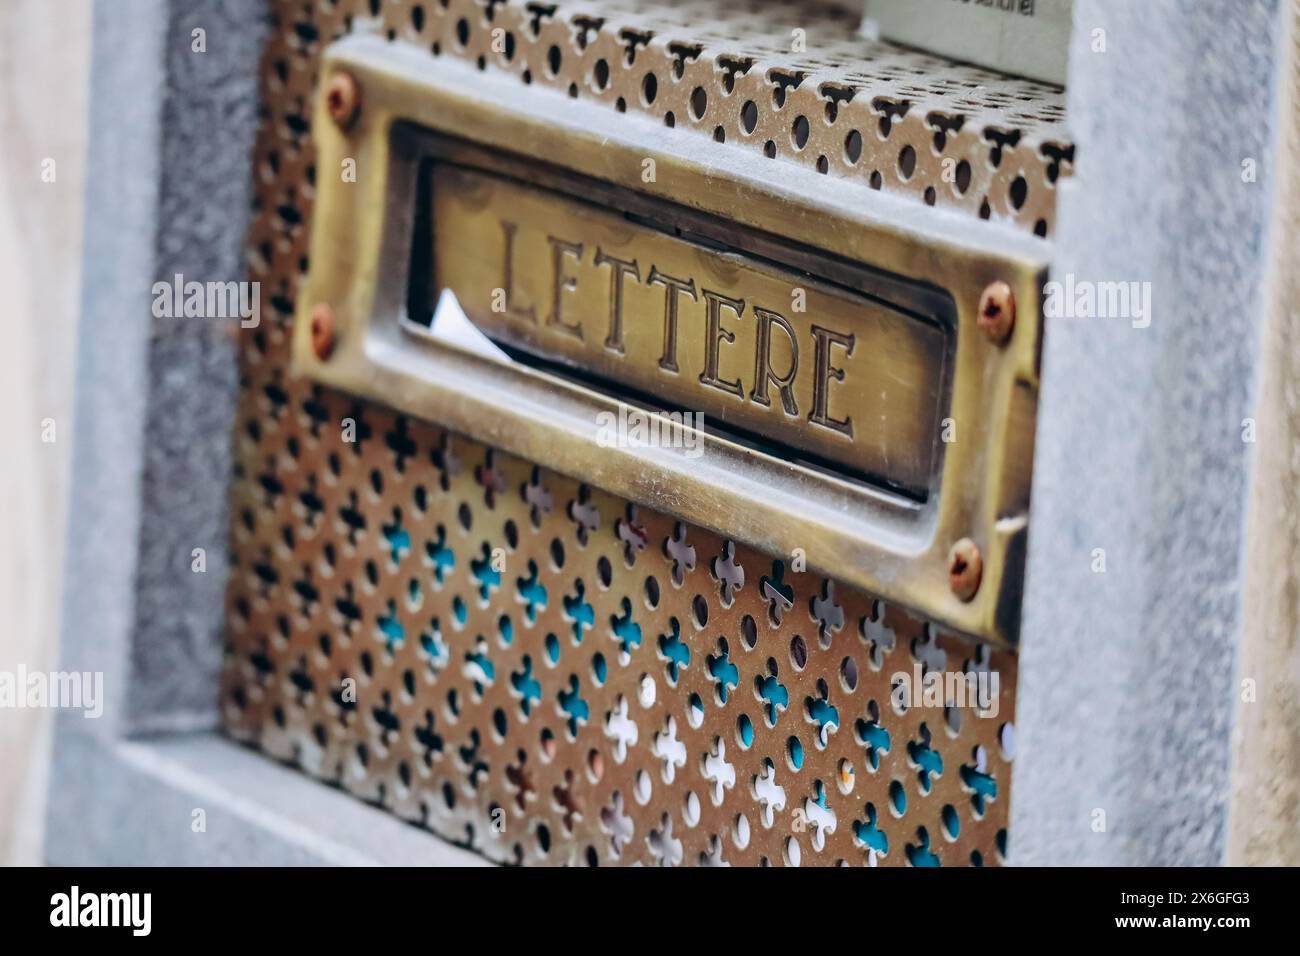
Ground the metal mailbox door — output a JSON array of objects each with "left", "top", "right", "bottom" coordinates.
[{"left": 222, "top": 0, "right": 1068, "bottom": 867}]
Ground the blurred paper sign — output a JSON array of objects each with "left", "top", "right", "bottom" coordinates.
[{"left": 862, "top": 0, "right": 1072, "bottom": 85}]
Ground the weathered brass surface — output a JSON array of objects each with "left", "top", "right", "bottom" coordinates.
[
  {"left": 293, "top": 35, "right": 1046, "bottom": 647},
  {"left": 226, "top": 0, "right": 1063, "bottom": 867},
  {"left": 223, "top": 389, "right": 1019, "bottom": 866},
  {"left": 425, "top": 160, "right": 950, "bottom": 497}
]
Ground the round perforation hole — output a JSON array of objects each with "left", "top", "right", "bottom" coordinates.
[
  {"left": 690, "top": 86, "right": 708, "bottom": 120},
  {"left": 942, "top": 804, "right": 960, "bottom": 841},
  {"left": 840, "top": 655, "right": 858, "bottom": 692},
  {"left": 786, "top": 735, "right": 804, "bottom": 771},
  {"left": 1010, "top": 175, "right": 1028, "bottom": 210},
  {"left": 692, "top": 594, "right": 709, "bottom": 628},
  {"left": 791, "top": 114, "right": 810, "bottom": 150},
  {"left": 683, "top": 791, "right": 701, "bottom": 827},
  {"left": 898, "top": 144, "right": 917, "bottom": 180},
  {"left": 785, "top": 836, "right": 801, "bottom": 867},
  {"left": 889, "top": 779, "right": 907, "bottom": 817},
  {"left": 737, "top": 713, "right": 754, "bottom": 749},
  {"left": 687, "top": 693, "right": 705, "bottom": 729},
  {"left": 644, "top": 575, "right": 660, "bottom": 608},
  {"left": 954, "top": 159, "right": 972, "bottom": 195},
  {"left": 587, "top": 748, "right": 604, "bottom": 781},
  {"left": 999, "top": 722, "right": 1016, "bottom": 760},
  {"left": 634, "top": 768, "right": 653, "bottom": 804},
  {"left": 790, "top": 635, "right": 808, "bottom": 670},
  {"left": 638, "top": 673, "right": 656, "bottom": 707},
  {"left": 733, "top": 813, "right": 751, "bottom": 849},
  {"left": 837, "top": 759, "right": 855, "bottom": 795},
  {"left": 844, "top": 129, "right": 862, "bottom": 164}
]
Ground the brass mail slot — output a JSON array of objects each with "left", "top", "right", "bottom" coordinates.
[
  {"left": 294, "top": 37, "right": 1047, "bottom": 646},
  {"left": 413, "top": 160, "right": 949, "bottom": 499}
]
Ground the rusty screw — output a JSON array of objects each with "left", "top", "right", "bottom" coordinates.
[
  {"left": 948, "top": 537, "right": 983, "bottom": 602},
  {"left": 309, "top": 303, "right": 336, "bottom": 360},
  {"left": 977, "top": 281, "right": 1015, "bottom": 345},
  {"left": 324, "top": 71, "right": 361, "bottom": 129}
]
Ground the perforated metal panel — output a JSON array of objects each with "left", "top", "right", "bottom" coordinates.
[{"left": 223, "top": 0, "right": 1059, "bottom": 866}]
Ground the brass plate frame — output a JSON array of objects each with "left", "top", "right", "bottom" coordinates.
[
  {"left": 409, "top": 152, "right": 954, "bottom": 500},
  {"left": 294, "top": 35, "right": 1046, "bottom": 646}
]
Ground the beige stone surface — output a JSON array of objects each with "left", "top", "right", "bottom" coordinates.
[
  {"left": 1229, "top": 0, "right": 1300, "bottom": 866},
  {"left": 0, "top": 0, "right": 91, "bottom": 865}
]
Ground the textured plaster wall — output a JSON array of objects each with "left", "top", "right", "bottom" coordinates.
[
  {"left": 47, "top": 0, "right": 262, "bottom": 845},
  {"left": 1012, "top": 0, "right": 1282, "bottom": 865},
  {"left": 127, "top": 0, "right": 266, "bottom": 733},
  {"left": 56, "top": 0, "right": 263, "bottom": 742}
]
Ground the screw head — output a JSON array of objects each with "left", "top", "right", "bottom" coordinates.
[
  {"left": 309, "top": 303, "right": 336, "bottom": 360},
  {"left": 977, "top": 281, "right": 1015, "bottom": 345},
  {"left": 947, "top": 538, "right": 983, "bottom": 602},
  {"left": 324, "top": 71, "right": 361, "bottom": 129}
]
